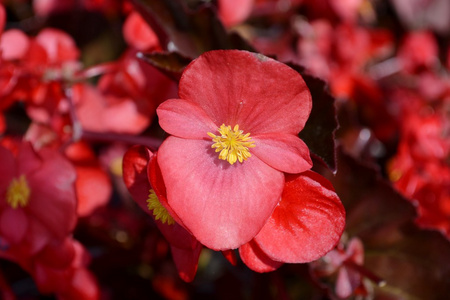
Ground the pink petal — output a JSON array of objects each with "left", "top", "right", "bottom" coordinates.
[
  {"left": 178, "top": 50, "right": 312, "bottom": 136},
  {"left": 123, "top": 11, "right": 159, "bottom": 51},
  {"left": 0, "top": 207, "right": 28, "bottom": 244},
  {"left": 16, "top": 142, "right": 43, "bottom": 176},
  {"left": 254, "top": 171, "right": 345, "bottom": 263},
  {"left": 35, "top": 28, "right": 79, "bottom": 64},
  {"left": 158, "top": 136, "right": 284, "bottom": 250},
  {"left": 218, "top": 0, "right": 254, "bottom": 27},
  {"left": 239, "top": 240, "right": 283, "bottom": 273},
  {"left": 335, "top": 267, "right": 353, "bottom": 299},
  {"left": 27, "top": 149, "right": 77, "bottom": 240},
  {"left": 252, "top": 133, "right": 312, "bottom": 174},
  {"left": 157, "top": 99, "right": 218, "bottom": 139},
  {"left": 0, "top": 30, "right": 30, "bottom": 61},
  {"left": 170, "top": 242, "right": 203, "bottom": 282}
]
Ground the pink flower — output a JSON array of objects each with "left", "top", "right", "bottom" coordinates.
[
  {"left": 156, "top": 50, "right": 313, "bottom": 250},
  {"left": 0, "top": 141, "right": 77, "bottom": 256}
]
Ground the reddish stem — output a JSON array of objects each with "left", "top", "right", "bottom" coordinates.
[{"left": 343, "top": 260, "right": 386, "bottom": 287}]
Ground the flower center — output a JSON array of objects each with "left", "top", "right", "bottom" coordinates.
[
  {"left": 6, "top": 175, "right": 31, "bottom": 209},
  {"left": 207, "top": 124, "right": 255, "bottom": 165},
  {"left": 147, "top": 189, "right": 174, "bottom": 225}
]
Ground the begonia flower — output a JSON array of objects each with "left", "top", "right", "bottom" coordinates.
[
  {"left": 310, "top": 237, "right": 368, "bottom": 299},
  {"left": 156, "top": 50, "right": 313, "bottom": 250},
  {"left": 240, "top": 171, "right": 345, "bottom": 271},
  {"left": 0, "top": 141, "right": 77, "bottom": 256},
  {"left": 123, "top": 145, "right": 202, "bottom": 282}
]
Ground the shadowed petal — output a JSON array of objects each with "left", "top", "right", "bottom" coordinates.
[
  {"left": 158, "top": 136, "right": 284, "bottom": 250},
  {"left": 170, "top": 242, "right": 203, "bottom": 282},
  {"left": 239, "top": 240, "right": 283, "bottom": 273},
  {"left": 252, "top": 133, "right": 312, "bottom": 174},
  {"left": 254, "top": 171, "right": 345, "bottom": 263}
]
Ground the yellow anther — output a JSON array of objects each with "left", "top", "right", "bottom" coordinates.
[
  {"left": 147, "top": 189, "right": 175, "bottom": 225},
  {"left": 207, "top": 124, "right": 255, "bottom": 165},
  {"left": 6, "top": 175, "right": 31, "bottom": 209}
]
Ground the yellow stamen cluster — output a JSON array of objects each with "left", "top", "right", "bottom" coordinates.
[
  {"left": 147, "top": 189, "right": 175, "bottom": 225},
  {"left": 207, "top": 124, "right": 255, "bottom": 165},
  {"left": 6, "top": 175, "right": 31, "bottom": 209}
]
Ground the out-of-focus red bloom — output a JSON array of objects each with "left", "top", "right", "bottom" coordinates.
[
  {"left": 33, "top": 0, "right": 122, "bottom": 17},
  {"left": 1, "top": 236, "right": 99, "bottom": 300},
  {"left": 32, "top": 239, "right": 99, "bottom": 300},
  {"left": 156, "top": 50, "right": 313, "bottom": 250},
  {"left": 217, "top": 0, "right": 254, "bottom": 27},
  {"left": 74, "top": 49, "right": 176, "bottom": 134},
  {"left": 397, "top": 31, "right": 438, "bottom": 73},
  {"left": 239, "top": 171, "right": 345, "bottom": 271},
  {"left": 65, "top": 142, "right": 112, "bottom": 217},
  {"left": 123, "top": 146, "right": 202, "bottom": 282},
  {"left": 24, "top": 123, "right": 113, "bottom": 217},
  {"left": 310, "top": 237, "right": 368, "bottom": 299},
  {"left": 0, "top": 27, "right": 81, "bottom": 123},
  {"left": 0, "top": 141, "right": 77, "bottom": 256},
  {"left": 123, "top": 11, "right": 159, "bottom": 51}
]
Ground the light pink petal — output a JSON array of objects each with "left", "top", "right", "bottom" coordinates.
[
  {"left": 254, "top": 171, "right": 345, "bottom": 263},
  {"left": 218, "top": 0, "right": 254, "bottom": 27},
  {"left": 157, "top": 99, "right": 218, "bottom": 139},
  {"left": 239, "top": 240, "right": 283, "bottom": 273},
  {"left": 251, "top": 133, "right": 312, "bottom": 174},
  {"left": 35, "top": 28, "right": 79, "bottom": 63},
  {"left": 74, "top": 83, "right": 150, "bottom": 134},
  {"left": 123, "top": 11, "right": 159, "bottom": 51},
  {"left": 179, "top": 50, "right": 312, "bottom": 135},
  {"left": 75, "top": 165, "right": 111, "bottom": 217},
  {"left": 0, "top": 29, "right": 30, "bottom": 61},
  {"left": 335, "top": 267, "right": 353, "bottom": 299},
  {"left": 0, "top": 208, "right": 28, "bottom": 244},
  {"left": 170, "top": 242, "right": 202, "bottom": 282},
  {"left": 158, "top": 136, "right": 284, "bottom": 250}
]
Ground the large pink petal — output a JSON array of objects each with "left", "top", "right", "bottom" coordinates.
[
  {"left": 17, "top": 142, "right": 42, "bottom": 177},
  {"left": 0, "top": 207, "right": 28, "bottom": 244},
  {"left": 27, "top": 149, "right": 77, "bottom": 240},
  {"left": 170, "top": 242, "right": 203, "bottom": 282},
  {"left": 252, "top": 133, "right": 312, "bottom": 174},
  {"left": 239, "top": 240, "right": 283, "bottom": 273},
  {"left": 158, "top": 136, "right": 284, "bottom": 250},
  {"left": 157, "top": 99, "right": 218, "bottom": 139},
  {"left": 179, "top": 50, "right": 312, "bottom": 135},
  {"left": 254, "top": 171, "right": 345, "bottom": 263}
]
